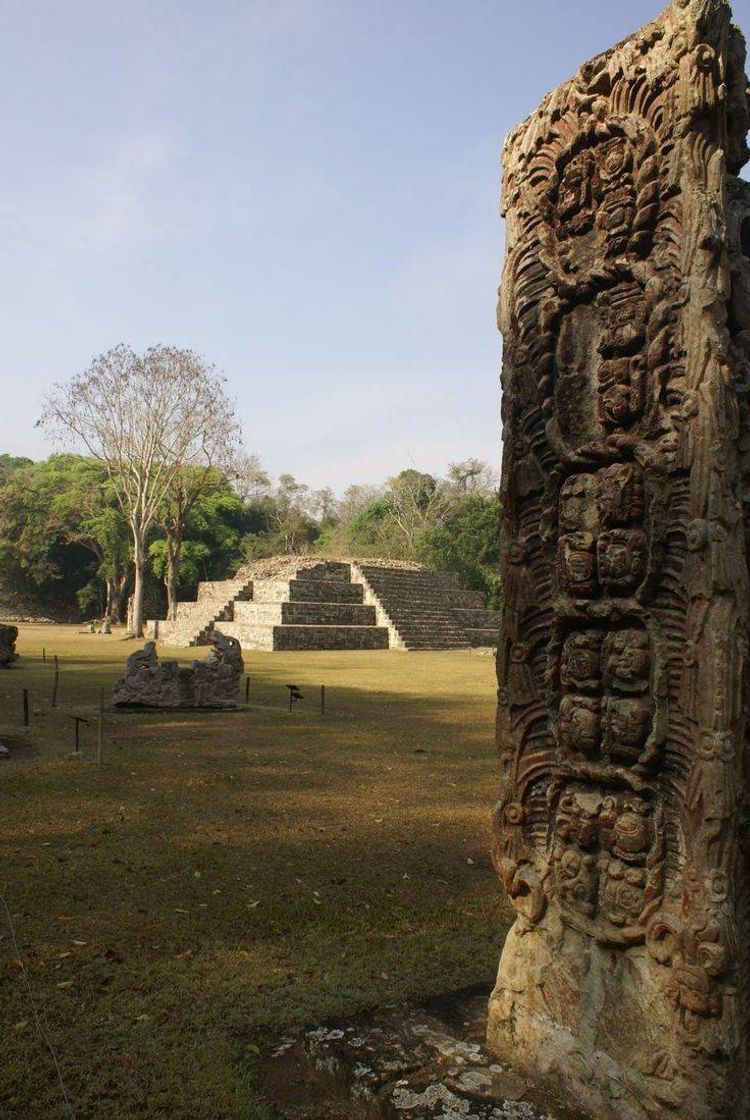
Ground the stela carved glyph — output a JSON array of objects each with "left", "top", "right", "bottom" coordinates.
[{"left": 489, "top": 2, "right": 750, "bottom": 1118}]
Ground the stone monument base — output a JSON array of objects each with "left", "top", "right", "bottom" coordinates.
[
  {"left": 262, "top": 985, "right": 584, "bottom": 1120},
  {"left": 486, "top": 915, "right": 714, "bottom": 1120}
]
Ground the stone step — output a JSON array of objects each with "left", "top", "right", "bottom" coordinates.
[
  {"left": 151, "top": 560, "right": 499, "bottom": 652},
  {"left": 449, "top": 590, "right": 487, "bottom": 606},
  {"left": 362, "top": 579, "right": 457, "bottom": 592},
  {"left": 389, "top": 600, "right": 461, "bottom": 611},
  {"left": 362, "top": 584, "right": 453, "bottom": 595},
  {"left": 290, "top": 578, "right": 365, "bottom": 604},
  {"left": 395, "top": 629, "right": 470, "bottom": 639},
  {"left": 215, "top": 622, "right": 274, "bottom": 649},
  {"left": 355, "top": 563, "right": 498, "bottom": 650},
  {"left": 465, "top": 628, "right": 499, "bottom": 647},
  {"left": 249, "top": 579, "right": 294, "bottom": 603},
  {"left": 196, "top": 579, "right": 250, "bottom": 602},
  {"left": 273, "top": 625, "right": 389, "bottom": 651},
  {"left": 389, "top": 608, "right": 462, "bottom": 616},
  {"left": 250, "top": 578, "right": 365, "bottom": 605},
  {"left": 387, "top": 615, "right": 468, "bottom": 627},
  {"left": 295, "top": 562, "right": 352, "bottom": 582},
  {"left": 402, "top": 639, "right": 471, "bottom": 650},
  {"left": 233, "top": 601, "right": 377, "bottom": 627},
  {"left": 390, "top": 615, "right": 469, "bottom": 626},
  {"left": 398, "top": 635, "right": 471, "bottom": 647},
  {"left": 359, "top": 569, "right": 457, "bottom": 583},
  {"left": 452, "top": 608, "right": 501, "bottom": 628},
  {"left": 148, "top": 578, "right": 254, "bottom": 646},
  {"left": 218, "top": 622, "right": 390, "bottom": 651}
]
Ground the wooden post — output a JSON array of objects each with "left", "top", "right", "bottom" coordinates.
[
  {"left": 42, "top": 647, "right": 46, "bottom": 664},
  {"left": 245, "top": 676, "right": 250, "bottom": 704},
  {"left": 320, "top": 685, "right": 325, "bottom": 716},
  {"left": 22, "top": 689, "right": 29, "bottom": 727},
  {"left": 97, "top": 687, "right": 104, "bottom": 767},
  {"left": 51, "top": 656, "right": 59, "bottom": 708}
]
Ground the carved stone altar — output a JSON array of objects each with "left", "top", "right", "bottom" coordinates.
[
  {"left": 489, "top": 2, "right": 750, "bottom": 1118},
  {"left": 112, "top": 633, "right": 244, "bottom": 709}
]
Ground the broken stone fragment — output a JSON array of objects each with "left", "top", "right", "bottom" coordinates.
[{"left": 112, "top": 632, "right": 243, "bottom": 709}]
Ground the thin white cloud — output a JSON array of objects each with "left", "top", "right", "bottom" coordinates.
[
  {"left": 0, "top": 130, "right": 178, "bottom": 265},
  {"left": 64, "top": 131, "right": 179, "bottom": 253}
]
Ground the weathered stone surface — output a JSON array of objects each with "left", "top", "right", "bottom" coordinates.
[
  {"left": 490, "top": 3, "right": 750, "bottom": 1118},
  {"left": 112, "top": 632, "right": 243, "bottom": 708},
  {"left": 0, "top": 623, "right": 18, "bottom": 666},
  {"left": 263, "top": 988, "right": 580, "bottom": 1120},
  {"left": 149, "top": 557, "right": 498, "bottom": 651}
]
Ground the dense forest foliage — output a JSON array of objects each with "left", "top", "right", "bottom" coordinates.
[{"left": 0, "top": 452, "right": 501, "bottom": 620}]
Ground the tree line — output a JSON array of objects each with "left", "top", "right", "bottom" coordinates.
[
  {"left": 0, "top": 453, "right": 501, "bottom": 627},
  {"left": 0, "top": 345, "right": 501, "bottom": 632}
]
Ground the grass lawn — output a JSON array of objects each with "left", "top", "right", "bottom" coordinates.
[{"left": 0, "top": 625, "right": 510, "bottom": 1120}]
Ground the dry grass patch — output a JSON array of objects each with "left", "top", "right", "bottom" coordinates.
[{"left": 0, "top": 625, "right": 510, "bottom": 1119}]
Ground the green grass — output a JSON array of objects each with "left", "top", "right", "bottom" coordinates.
[{"left": 0, "top": 625, "right": 510, "bottom": 1119}]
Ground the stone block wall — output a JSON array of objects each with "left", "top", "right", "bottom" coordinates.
[{"left": 148, "top": 557, "right": 500, "bottom": 651}]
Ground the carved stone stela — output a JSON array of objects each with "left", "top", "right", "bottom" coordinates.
[{"left": 489, "top": 2, "right": 750, "bottom": 1118}]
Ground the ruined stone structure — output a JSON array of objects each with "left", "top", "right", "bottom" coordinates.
[
  {"left": 489, "top": 2, "right": 750, "bottom": 1118},
  {"left": 148, "top": 558, "right": 498, "bottom": 651},
  {"left": 0, "top": 624, "right": 18, "bottom": 666},
  {"left": 112, "top": 632, "right": 243, "bottom": 708}
]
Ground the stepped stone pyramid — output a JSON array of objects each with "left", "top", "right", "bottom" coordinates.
[{"left": 147, "top": 557, "right": 499, "bottom": 651}]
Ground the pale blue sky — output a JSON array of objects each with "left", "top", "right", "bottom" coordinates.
[{"left": 2, "top": 0, "right": 749, "bottom": 489}]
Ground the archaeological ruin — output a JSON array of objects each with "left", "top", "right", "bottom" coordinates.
[
  {"left": 147, "top": 557, "right": 499, "bottom": 651},
  {"left": 490, "top": 1, "right": 750, "bottom": 1118},
  {"left": 0, "top": 623, "right": 18, "bottom": 667},
  {"left": 112, "top": 632, "right": 244, "bottom": 709}
]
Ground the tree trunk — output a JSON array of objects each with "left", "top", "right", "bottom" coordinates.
[
  {"left": 114, "top": 570, "right": 131, "bottom": 624},
  {"left": 165, "top": 533, "right": 182, "bottom": 622},
  {"left": 104, "top": 578, "right": 116, "bottom": 621},
  {"left": 131, "top": 529, "right": 147, "bottom": 637}
]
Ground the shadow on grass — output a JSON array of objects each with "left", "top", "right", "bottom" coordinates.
[{"left": 1, "top": 649, "right": 509, "bottom": 1120}]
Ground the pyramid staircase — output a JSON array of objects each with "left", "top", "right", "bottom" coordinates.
[
  {"left": 147, "top": 560, "right": 499, "bottom": 651},
  {"left": 146, "top": 576, "right": 254, "bottom": 646},
  {"left": 216, "top": 562, "right": 388, "bottom": 650},
  {"left": 355, "top": 563, "right": 498, "bottom": 650}
]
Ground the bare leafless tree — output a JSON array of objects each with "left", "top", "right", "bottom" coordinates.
[
  {"left": 232, "top": 451, "right": 271, "bottom": 504},
  {"left": 386, "top": 469, "right": 452, "bottom": 553},
  {"left": 446, "top": 458, "right": 498, "bottom": 495},
  {"left": 336, "top": 483, "right": 384, "bottom": 522},
  {"left": 39, "top": 343, "right": 242, "bottom": 635}
]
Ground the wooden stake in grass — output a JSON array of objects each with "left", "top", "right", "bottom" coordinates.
[
  {"left": 245, "top": 676, "right": 250, "bottom": 704},
  {"left": 69, "top": 715, "right": 88, "bottom": 757},
  {"left": 97, "top": 687, "right": 104, "bottom": 767},
  {"left": 42, "top": 647, "right": 46, "bottom": 664},
  {"left": 51, "top": 655, "right": 60, "bottom": 708},
  {"left": 320, "top": 685, "right": 325, "bottom": 716},
  {"left": 22, "top": 689, "right": 29, "bottom": 727}
]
